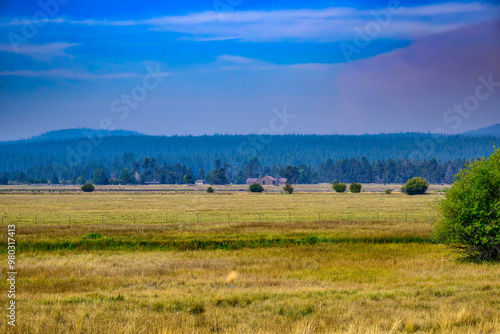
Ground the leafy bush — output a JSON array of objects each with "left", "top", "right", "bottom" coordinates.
[
  {"left": 206, "top": 186, "right": 214, "bottom": 193},
  {"left": 81, "top": 182, "right": 95, "bottom": 192},
  {"left": 332, "top": 182, "right": 347, "bottom": 193},
  {"left": 249, "top": 183, "right": 264, "bottom": 193},
  {"left": 385, "top": 189, "right": 392, "bottom": 194},
  {"left": 349, "top": 183, "right": 362, "bottom": 193},
  {"left": 402, "top": 177, "right": 429, "bottom": 195},
  {"left": 283, "top": 183, "right": 294, "bottom": 194},
  {"left": 434, "top": 149, "right": 500, "bottom": 262}
]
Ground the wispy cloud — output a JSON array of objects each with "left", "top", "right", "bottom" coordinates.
[
  {"left": 0, "top": 42, "right": 79, "bottom": 59},
  {"left": 0, "top": 69, "right": 170, "bottom": 79},
  {"left": 4, "top": 2, "right": 491, "bottom": 42},
  {"left": 192, "top": 54, "right": 337, "bottom": 72}
]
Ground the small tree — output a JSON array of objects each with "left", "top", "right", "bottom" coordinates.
[
  {"left": 249, "top": 183, "right": 264, "bottom": 193},
  {"left": 93, "top": 168, "right": 108, "bottom": 185},
  {"left": 184, "top": 172, "right": 195, "bottom": 185},
  {"left": 349, "top": 183, "right": 362, "bottom": 193},
  {"left": 76, "top": 176, "right": 86, "bottom": 185},
  {"left": 434, "top": 149, "right": 500, "bottom": 262},
  {"left": 206, "top": 186, "right": 214, "bottom": 193},
  {"left": 332, "top": 182, "right": 347, "bottom": 193},
  {"left": 81, "top": 182, "right": 95, "bottom": 192},
  {"left": 50, "top": 174, "right": 59, "bottom": 185},
  {"left": 283, "top": 183, "right": 294, "bottom": 194},
  {"left": 17, "top": 172, "right": 26, "bottom": 183},
  {"left": 402, "top": 177, "right": 429, "bottom": 195}
]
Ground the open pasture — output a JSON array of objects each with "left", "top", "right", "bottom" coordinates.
[
  {"left": 0, "top": 191, "right": 499, "bottom": 333},
  {"left": 0, "top": 191, "right": 438, "bottom": 225}
]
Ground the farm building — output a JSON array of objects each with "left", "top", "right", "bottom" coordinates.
[
  {"left": 195, "top": 180, "right": 206, "bottom": 185},
  {"left": 246, "top": 175, "right": 287, "bottom": 186}
]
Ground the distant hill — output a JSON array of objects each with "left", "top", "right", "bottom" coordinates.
[
  {"left": 0, "top": 132, "right": 498, "bottom": 174},
  {"left": 464, "top": 124, "right": 500, "bottom": 136},
  {"left": 12, "top": 128, "right": 144, "bottom": 143}
]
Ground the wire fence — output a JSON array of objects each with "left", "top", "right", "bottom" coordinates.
[{"left": 0, "top": 210, "right": 436, "bottom": 226}]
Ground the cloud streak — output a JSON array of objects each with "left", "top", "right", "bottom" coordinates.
[
  {"left": 1, "top": 2, "right": 497, "bottom": 42},
  {"left": 0, "top": 69, "right": 170, "bottom": 79},
  {"left": 0, "top": 42, "right": 78, "bottom": 59}
]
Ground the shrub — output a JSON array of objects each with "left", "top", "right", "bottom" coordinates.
[
  {"left": 349, "top": 183, "right": 362, "bottom": 193},
  {"left": 434, "top": 149, "right": 500, "bottom": 262},
  {"left": 332, "top": 182, "right": 347, "bottom": 193},
  {"left": 402, "top": 177, "right": 429, "bottom": 195},
  {"left": 206, "top": 186, "right": 214, "bottom": 193},
  {"left": 385, "top": 189, "right": 392, "bottom": 195},
  {"left": 81, "top": 182, "right": 95, "bottom": 192},
  {"left": 283, "top": 183, "right": 294, "bottom": 194},
  {"left": 249, "top": 183, "right": 264, "bottom": 193}
]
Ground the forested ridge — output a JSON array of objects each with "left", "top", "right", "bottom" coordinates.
[{"left": 0, "top": 132, "right": 498, "bottom": 185}]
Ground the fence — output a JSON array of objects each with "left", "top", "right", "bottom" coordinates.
[{"left": 0, "top": 210, "right": 436, "bottom": 226}]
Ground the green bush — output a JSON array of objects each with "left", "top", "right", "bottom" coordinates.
[
  {"left": 206, "top": 186, "right": 214, "bottom": 193},
  {"left": 283, "top": 183, "right": 294, "bottom": 194},
  {"left": 434, "top": 149, "right": 500, "bottom": 262},
  {"left": 332, "top": 182, "right": 347, "bottom": 193},
  {"left": 81, "top": 182, "right": 95, "bottom": 192},
  {"left": 385, "top": 189, "right": 392, "bottom": 195},
  {"left": 349, "top": 183, "right": 362, "bottom": 193},
  {"left": 249, "top": 183, "right": 264, "bottom": 193},
  {"left": 402, "top": 177, "right": 429, "bottom": 195}
]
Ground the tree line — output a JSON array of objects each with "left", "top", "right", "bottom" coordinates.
[
  {"left": 0, "top": 133, "right": 497, "bottom": 174},
  {"left": 0, "top": 155, "right": 467, "bottom": 185}
]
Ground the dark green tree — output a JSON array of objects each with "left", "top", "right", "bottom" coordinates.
[
  {"left": 349, "top": 183, "right": 362, "bottom": 193},
  {"left": 402, "top": 177, "right": 429, "bottom": 195},
  {"left": 249, "top": 183, "right": 264, "bottom": 192},
  {"left": 283, "top": 183, "right": 294, "bottom": 194},
  {"left": 197, "top": 167, "right": 205, "bottom": 180},
  {"left": 81, "top": 182, "right": 95, "bottom": 192},
  {"left": 119, "top": 169, "right": 134, "bottom": 184},
  {"left": 332, "top": 182, "right": 347, "bottom": 193},
  {"left": 92, "top": 168, "right": 108, "bottom": 185},
  {"left": 17, "top": 172, "right": 26, "bottom": 183},
  {"left": 184, "top": 171, "right": 195, "bottom": 184},
  {"left": 434, "top": 149, "right": 500, "bottom": 262}
]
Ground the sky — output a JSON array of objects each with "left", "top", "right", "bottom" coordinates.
[{"left": 0, "top": 0, "right": 499, "bottom": 141}]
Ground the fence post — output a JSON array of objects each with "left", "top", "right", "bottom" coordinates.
[
  {"left": 101, "top": 213, "right": 103, "bottom": 226},
  {"left": 289, "top": 211, "right": 291, "bottom": 223},
  {"left": 406, "top": 211, "right": 408, "bottom": 221},
  {"left": 197, "top": 212, "right": 199, "bottom": 224},
  {"left": 259, "top": 212, "right": 261, "bottom": 223},
  {"left": 165, "top": 212, "right": 168, "bottom": 224},
  {"left": 69, "top": 213, "right": 71, "bottom": 226},
  {"left": 227, "top": 211, "right": 230, "bottom": 223},
  {"left": 134, "top": 212, "right": 136, "bottom": 224},
  {"left": 377, "top": 210, "right": 379, "bottom": 221},
  {"left": 318, "top": 211, "right": 321, "bottom": 222},
  {"left": 35, "top": 213, "right": 37, "bottom": 226}
]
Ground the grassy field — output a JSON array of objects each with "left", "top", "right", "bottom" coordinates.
[
  {"left": 0, "top": 191, "right": 438, "bottom": 225},
  {"left": 0, "top": 191, "right": 499, "bottom": 333}
]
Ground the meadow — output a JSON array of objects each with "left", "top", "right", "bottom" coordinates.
[{"left": 0, "top": 190, "right": 499, "bottom": 333}]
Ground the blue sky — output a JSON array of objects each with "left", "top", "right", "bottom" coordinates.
[{"left": 0, "top": 0, "right": 499, "bottom": 140}]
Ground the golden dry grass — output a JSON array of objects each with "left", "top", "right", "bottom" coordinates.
[
  {"left": 0, "top": 191, "right": 498, "bottom": 333},
  {"left": 0, "top": 191, "right": 439, "bottom": 225},
  {"left": 0, "top": 244, "right": 499, "bottom": 333}
]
